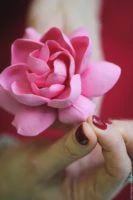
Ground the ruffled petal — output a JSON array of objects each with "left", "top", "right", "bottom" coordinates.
[
  {"left": 11, "top": 39, "right": 43, "bottom": 64},
  {"left": 69, "top": 27, "right": 92, "bottom": 74},
  {"left": 28, "top": 49, "right": 50, "bottom": 74},
  {"left": 0, "top": 85, "right": 23, "bottom": 115},
  {"left": 26, "top": 71, "right": 49, "bottom": 86},
  {"left": 36, "top": 84, "right": 65, "bottom": 98},
  {"left": 46, "top": 40, "right": 75, "bottom": 77},
  {"left": 46, "top": 40, "right": 64, "bottom": 54},
  {"left": 54, "top": 59, "right": 67, "bottom": 77},
  {"left": 12, "top": 106, "right": 57, "bottom": 136},
  {"left": 81, "top": 61, "right": 121, "bottom": 97},
  {"left": 0, "top": 64, "right": 28, "bottom": 90},
  {"left": 39, "top": 44, "right": 50, "bottom": 61},
  {"left": 23, "top": 27, "right": 41, "bottom": 41},
  {"left": 71, "top": 36, "right": 91, "bottom": 74},
  {"left": 45, "top": 59, "right": 67, "bottom": 86},
  {"left": 49, "top": 51, "right": 75, "bottom": 78},
  {"left": 48, "top": 74, "right": 81, "bottom": 108},
  {"left": 41, "top": 27, "right": 75, "bottom": 56},
  {"left": 11, "top": 81, "right": 49, "bottom": 106},
  {"left": 59, "top": 95, "right": 95, "bottom": 123}
]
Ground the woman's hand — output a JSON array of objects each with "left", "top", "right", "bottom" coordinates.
[{"left": 0, "top": 118, "right": 132, "bottom": 200}]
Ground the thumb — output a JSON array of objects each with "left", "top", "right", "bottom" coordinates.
[{"left": 33, "top": 122, "right": 97, "bottom": 180}]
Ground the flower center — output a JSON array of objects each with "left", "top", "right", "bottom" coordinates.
[{"left": 35, "top": 79, "right": 46, "bottom": 88}]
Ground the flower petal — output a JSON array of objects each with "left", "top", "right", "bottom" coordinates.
[
  {"left": 49, "top": 51, "right": 75, "bottom": 78},
  {"left": 39, "top": 44, "right": 50, "bottom": 61},
  {"left": 12, "top": 106, "right": 57, "bottom": 136},
  {"left": 48, "top": 74, "right": 81, "bottom": 108},
  {"left": 46, "top": 40, "right": 75, "bottom": 78},
  {"left": 45, "top": 59, "right": 67, "bottom": 86},
  {"left": 37, "top": 84, "right": 65, "bottom": 98},
  {"left": 70, "top": 27, "right": 92, "bottom": 74},
  {"left": 41, "top": 27, "right": 75, "bottom": 56},
  {"left": 81, "top": 61, "right": 121, "bottom": 97},
  {"left": 0, "top": 85, "right": 22, "bottom": 115},
  {"left": 46, "top": 40, "right": 64, "bottom": 54},
  {"left": 59, "top": 95, "right": 95, "bottom": 124},
  {"left": 11, "top": 81, "right": 49, "bottom": 106},
  {"left": 26, "top": 71, "right": 49, "bottom": 84},
  {"left": 11, "top": 39, "right": 43, "bottom": 64},
  {"left": 23, "top": 27, "right": 41, "bottom": 41},
  {"left": 28, "top": 49, "right": 50, "bottom": 74},
  {"left": 0, "top": 64, "right": 28, "bottom": 90},
  {"left": 71, "top": 36, "right": 91, "bottom": 73},
  {"left": 54, "top": 59, "right": 67, "bottom": 77}
]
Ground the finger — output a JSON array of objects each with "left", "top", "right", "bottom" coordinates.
[
  {"left": 32, "top": 122, "right": 97, "bottom": 180},
  {"left": 88, "top": 116, "right": 132, "bottom": 198},
  {"left": 89, "top": 116, "right": 132, "bottom": 180},
  {"left": 113, "top": 120, "right": 133, "bottom": 160}
]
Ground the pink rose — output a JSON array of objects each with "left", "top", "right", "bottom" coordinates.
[{"left": 0, "top": 27, "right": 121, "bottom": 136}]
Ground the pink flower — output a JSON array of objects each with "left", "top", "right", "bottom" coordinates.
[{"left": 0, "top": 27, "right": 121, "bottom": 136}]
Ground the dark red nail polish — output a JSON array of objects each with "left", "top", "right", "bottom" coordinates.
[
  {"left": 104, "top": 119, "right": 112, "bottom": 125},
  {"left": 75, "top": 125, "right": 89, "bottom": 145},
  {"left": 92, "top": 115, "right": 107, "bottom": 130}
]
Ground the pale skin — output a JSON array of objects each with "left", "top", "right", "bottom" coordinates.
[{"left": 0, "top": 119, "right": 132, "bottom": 200}]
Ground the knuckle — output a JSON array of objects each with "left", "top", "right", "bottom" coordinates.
[{"left": 109, "top": 159, "right": 132, "bottom": 181}]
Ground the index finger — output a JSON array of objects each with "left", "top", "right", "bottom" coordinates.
[{"left": 89, "top": 117, "right": 132, "bottom": 180}]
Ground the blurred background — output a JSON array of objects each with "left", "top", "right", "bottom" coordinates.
[{"left": 0, "top": 0, "right": 133, "bottom": 199}]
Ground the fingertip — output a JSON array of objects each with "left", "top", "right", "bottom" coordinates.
[
  {"left": 87, "top": 115, "right": 121, "bottom": 150},
  {"left": 88, "top": 115, "right": 113, "bottom": 138},
  {"left": 82, "top": 122, "right": 97, "bottom": 149}
]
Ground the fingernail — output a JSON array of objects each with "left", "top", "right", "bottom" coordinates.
[
  {"left": 75, "top": 124, "right": 89, "bottom": 145},
  {"left": 92, "top": 115, "right": 107, "bottom": 130},
  {"left": 104, "top": 119, "right": 112, "bottom": 125}
]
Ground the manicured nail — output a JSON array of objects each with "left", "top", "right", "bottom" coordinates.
[
  {"left": 92, "top": 115, "right": 107, "bottom": 130},
  {"left": 75, "top": 124, "right": 89, "bottom": 145},
  {"left": 104, "top": 119, "right": 112, "bottom": 125}
]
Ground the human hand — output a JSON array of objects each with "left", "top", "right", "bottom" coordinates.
[{"left": 0, "top": 117, "right": 132, "bottom": 200}]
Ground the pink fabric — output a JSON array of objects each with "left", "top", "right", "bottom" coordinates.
[{"left": 0, "top": 27, "right": 121, "bottom": 136}]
